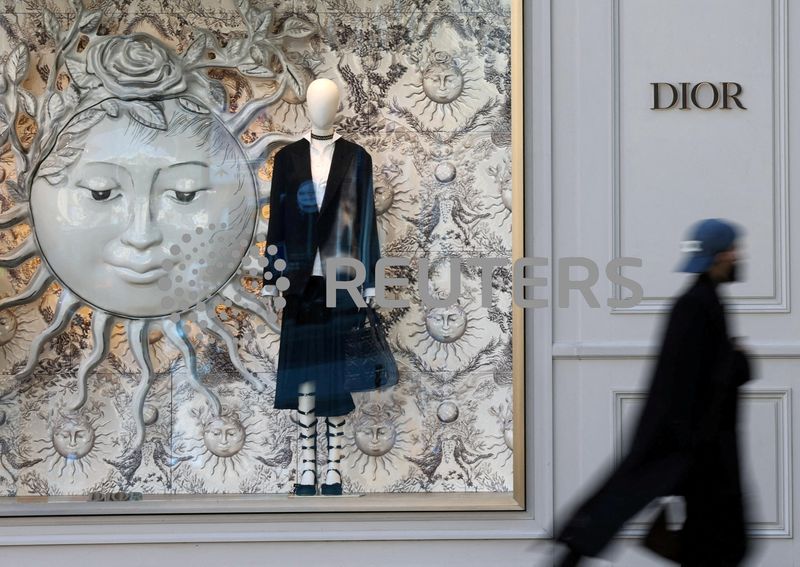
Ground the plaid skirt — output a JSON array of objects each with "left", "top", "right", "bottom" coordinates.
[{"left": 273, "top": 276, "right": 367, "bottom": 416}]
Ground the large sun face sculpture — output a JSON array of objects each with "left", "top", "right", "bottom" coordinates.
[
  {"left": 30, "top": 98, "right": 257, "bottom": 319},
  {"left": 0, "top": 2, "right": 312, "bottom": 447}
]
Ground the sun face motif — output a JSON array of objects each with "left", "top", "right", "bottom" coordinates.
[
  {"left": 405, "top": 263, "right": 488, "bottom": 363},
  {"left": 175, "top": 408, "right": 260, "bottom": 479},
  {"left": 354, "top": 422, "right": 397, "bottom": 457},
  {"left": 203, "top": 416, "right": 246, "bottom": 459},
  {"left": 9, "top": 94, "right": 274, "bottom": 442},
  {"left": 0, "top": 21, "right": 303, "bottom": 449},
  {"left": 35, "top": 410, "right": 112, "bottom": 480},
  {"left": 51, "top": 414, "right": 96, "bottom": 460},
  {"left": 374, "top": 183, "right": 395, "bottom": 215},
  {"left": 348, "top": 396, "right": 411, "bottom": 481},
  {"left": 371, "top": 155, "right": 416, "bottom": 233},
  {"left": 405, "top": 50, "right": 480, "bottom": 121},
  {"left": 29, "top": 99, "right": 257, "bottom": 319},
  {"left": 425, "top": 304, "right": 468, "bottom": 344},
  {"left": 422, "top": 60, "right": 464, "bottom": 104}
]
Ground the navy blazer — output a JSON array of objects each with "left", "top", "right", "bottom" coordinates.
[{"left": 262, "top": 137, "right": 380, "bottom": 296}]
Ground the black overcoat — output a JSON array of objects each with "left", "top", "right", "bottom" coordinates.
[
  {"left": 557, "top": 272, "right": 752, "bottom": 565},
  {"left": 263, "top": 137, "right": 380, "bottom": 296}
]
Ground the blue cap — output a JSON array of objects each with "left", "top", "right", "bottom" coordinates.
[{"left": 677, "top": 218, "right": 741, "bottom": 273}]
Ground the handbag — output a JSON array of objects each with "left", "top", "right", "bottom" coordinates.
[
  {"left": 642, "top": 502, "right": 684, "bottom": 563},
  {"left": 343, "top": 194, "right": 399, "bottom": 392},
  {"left": 343, "top": 304, "right": 399, "bottom": 392}
]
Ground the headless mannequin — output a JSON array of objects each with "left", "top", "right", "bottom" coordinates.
[{"left": 267, "top": 78, "right": 373, "bottom": 495}]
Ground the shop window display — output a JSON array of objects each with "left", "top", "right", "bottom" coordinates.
[{"left": 0, "top": 0, "right": 521, "bottom": 513}]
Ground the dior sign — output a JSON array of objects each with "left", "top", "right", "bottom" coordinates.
[{"left": 651, "top": 82, "right": 746, "bottom": 110}]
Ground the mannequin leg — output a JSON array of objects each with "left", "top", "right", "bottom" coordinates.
[
  {"left": 320, "top": 415, "right": 346, "bottom": 495},
  {"left": 295, "top": 380, "right": 317, "bottom": 496}
]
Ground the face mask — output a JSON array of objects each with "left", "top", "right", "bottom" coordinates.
[{"left": 726, "top": 261, "right": 740, "bottom": 282}]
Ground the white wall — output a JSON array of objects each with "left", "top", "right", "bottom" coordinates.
[{"left": 551, "top": 0, "right": 800, "bottom": 565}]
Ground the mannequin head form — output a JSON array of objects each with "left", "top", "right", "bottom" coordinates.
[{"left": 306, "top": 78, "right": 340, "bottom": 133}]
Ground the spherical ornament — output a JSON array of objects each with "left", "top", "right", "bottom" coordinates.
[
  {"left": 148, "top": 327, "right": 164, "bottom": 345},
  {"left": 437, "top": 401, "right": 459, "bottom": 423},
  {"left": 434, "top": 162, "right": 457, "bottom": 183},
  {"left": 501, "top": 186, "right": 513, "bottom": 211},
  {"left": 142, "top": 404, "right": 159, "bottom": 425},
  {"left": 504, "top": 427, "right": 513, "bottom": 450}
]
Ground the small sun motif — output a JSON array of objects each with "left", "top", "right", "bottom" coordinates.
[
  {"left": 348, "top": 396, "right": 412, "bottom": 481},
  {"left": 175, "top": 407, "right": 261, "bottom": 479},
  {"left": 405, "top": 48, "right": 481, "bottom": 121},
  {"left": 405, "top": 263, "right": 488, "bottom": 363},
  {"left": 34, "top": 408, "right": 112, "bottom": 481}
]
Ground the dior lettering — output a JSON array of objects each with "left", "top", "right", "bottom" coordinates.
[{"left": 651, "top": 82, "right": 746, "bottom": 110}]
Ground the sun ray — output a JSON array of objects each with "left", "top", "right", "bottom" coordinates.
[
  {"left": 16, "top": 288, "right": 82, "bottom": 381},
  {"left": 196, "top": 304, "right": 265, "bottom": 392},
  {"left": 0, "top": 203, "right": 29, "bottom": 229},
  {"left": 127, "top": 319, "right": 156, "bottom": 446},
  {"left": 226, "top": 89, "right": 287, "bottom": 136},
  {"left": 71, "top": 310, "right": 115, "bottom": 411},
  {"left": 0, "top": 264, "right": 54, "bottom": 311},
  {"left": 0, "top": 237, "right": 37, "bottom": 268},
  {"left": 217, "top": 282, "right": 279, "bottom": 333},
  {"left": 127, "top": 318, "right": 155, "bottom": 446},
  {"left": 161, "top": 318, "right": 221, "bottom": 415},
  {"left": 244, "top": 133, "right": 297, "bottom": 166}
]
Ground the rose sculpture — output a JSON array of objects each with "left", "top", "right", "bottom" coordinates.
[{"left": 85, "top": 34, "right": 187, "bottom": 99}]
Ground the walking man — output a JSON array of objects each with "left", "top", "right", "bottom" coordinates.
[{"left": 556, "top": 218, "right": 752, "bottom": 566}]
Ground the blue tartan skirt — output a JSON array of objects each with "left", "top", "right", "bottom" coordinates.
[{"left": 273, "top": 276, "right": 367, "bottom": 417}]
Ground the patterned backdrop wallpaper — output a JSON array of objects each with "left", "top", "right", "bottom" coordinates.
[{"left": 0, "top": 0, "right": 513, "bottom": 499}]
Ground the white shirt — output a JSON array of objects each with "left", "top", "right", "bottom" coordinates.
[
  {"left": 262, "top": 130, "right": 374, "bottom": 298},
  {"left": 305, "top": 130, "right": 341, "bottom": 276}
]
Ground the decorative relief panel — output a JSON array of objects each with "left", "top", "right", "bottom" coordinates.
[{"left": 0, "top": 0, "right": 516, "bottom": 504}]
